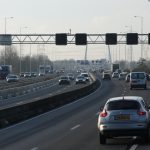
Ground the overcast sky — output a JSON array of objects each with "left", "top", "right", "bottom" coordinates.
[{"left": 0, "top": 0, "right": 150, "bottom": 61}]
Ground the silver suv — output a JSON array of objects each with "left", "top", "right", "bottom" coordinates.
[{"left": 97, "top": 96, "right": 150, "bottom": 144}]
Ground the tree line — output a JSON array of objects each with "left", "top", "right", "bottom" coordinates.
[{"left": 0, "top": 46, "right": 52, "bottom": 74}]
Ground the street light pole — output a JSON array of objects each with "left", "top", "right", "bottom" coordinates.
[
  {"left": 4, "top": 17, "right": 13, "bottom": 65},
  {"left": 134, "top": 15, "right": 144, "bottom": 58}
]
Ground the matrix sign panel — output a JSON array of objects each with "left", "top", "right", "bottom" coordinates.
[
  {"left": 55, "top": 33, "right": 67, "bottom": 45},
  {"left": 0, "top": 34, "right": 12, "bottom": 45},
  {"left": 105, "top": 33, "right": 117, "bottom": 45},
  {"left": 126, "top": 33, "right": 138, "bottom": 45},
  {"left": 148, "top": 33, "right": 150, "bottom": 44},
  {"left": 75, "top": 33, "right": 87, "bottom": 45}
]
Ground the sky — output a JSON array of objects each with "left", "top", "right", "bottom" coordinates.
[{"left": 0, "top": 0, "right": 150, "bottom": 61}]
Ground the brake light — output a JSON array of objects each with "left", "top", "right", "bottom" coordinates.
[
  {"left": 100, "top": 111, "right": 107, "bottom": 117},
  {"left": 137, "top": 111, "right": 146, "bottom": 116}
]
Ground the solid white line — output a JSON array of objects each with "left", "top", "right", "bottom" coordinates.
[
  {"left": 129, "top": 144, "right": 138, "bottom": 150},
  {"left": 70, "top": 124, "right": 81, "bottom": 130}
]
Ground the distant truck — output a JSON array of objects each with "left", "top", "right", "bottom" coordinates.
[
  {"left": 39, "top": 65, "right": 53, "bottom": 76},
  {"left": 111, "top": 63, "right": 120, "bottom": 73},
  {"left": 0, "top": 65, "right": 12, "bottom": 79}
]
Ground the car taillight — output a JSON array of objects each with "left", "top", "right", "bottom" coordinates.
[
  {"left": 137, "top": 111, "right": 146, "bottom": 116},
  {"left": 100, "top": 111, "right": 107, "bottom": 117}
]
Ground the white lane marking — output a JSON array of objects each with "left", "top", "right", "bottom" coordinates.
[
  {"left": 129, "top": 144, "right": 138, "bottom": 150},
  {"left": 30, "top": 147, "right": 39, "bottom": 150},
  {"left": 33, "top": 97, "right": 40, "bottom": 100},
  {"left": 16, "top": 101, "right": 23, "bottom": 105},
  {"left": 133, "top": 136, "right": 137, "bottom": 139},
  {"left": 70, "top": 124, "right": 81, "bottom": 131}
]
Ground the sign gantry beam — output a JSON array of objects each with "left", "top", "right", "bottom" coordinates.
[{"left": 0, "top": 33, "right": 150, "bottom": 45}]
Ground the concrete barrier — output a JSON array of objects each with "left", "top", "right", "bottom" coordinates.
[{"left": 0, "top": 76, "right": 100, "bottom": 129}]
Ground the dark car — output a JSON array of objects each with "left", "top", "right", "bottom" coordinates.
[
  {"left": 67, "top": 73, "right": 75, "bottom": 80},
  {"left": 146, "top": 73, "right": 150, "bottom": 81},
  {"left": 31, "top": 72, "right": 37, "bottom": 77},
  {"left": 102, "top": 73, "right": 111, "bottom": 80},
  {"left": 19, "top": 72, "right": 24, "bottom": 77},
  {"left": 112, "top": 72, "right": 119, "bottom": 78},
  {"left": 59, "top": 76, "right": 70, "bottom": 85}
]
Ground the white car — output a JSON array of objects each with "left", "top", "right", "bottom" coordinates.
[
  {"left": 112, "top": 72, "right": 119, "bottom": 78},
  {"left": 75, "top": 76, "right": 86, "bottom": 84},
  {"left": 80, "top": 72, "right": 90, "bottom": 81},
  {"left": 6, "top": 74, "right": 19, "bottom": 82},
  {"left": 39, "top": 73, "right": 45, "bottom": 76},
  {"left": 98, "top": 96, "right": 150, "bottom": 144},
  {"left": 59, "top": 76, "right": 70, "bottom": 85},
  {"left": 130, "top": 72, "right": 147, "bottom": 90}
]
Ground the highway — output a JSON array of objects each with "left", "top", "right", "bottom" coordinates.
[{"left": 0, "top": 74, "right": 150, "bottom": 150}]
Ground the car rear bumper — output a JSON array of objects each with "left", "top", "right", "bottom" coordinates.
[
  {"left": 100, "top": 128, "right": 147, "bottom": 137},
  {"left": 130, "top": 84, "right": 146, "bottom": 88}
]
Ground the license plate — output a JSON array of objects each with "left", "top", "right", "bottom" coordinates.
[{"left": 114, "top": 115, "right": 130, "bottom": 120}]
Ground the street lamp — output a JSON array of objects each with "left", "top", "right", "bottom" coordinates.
[
  {"left": 20, "top": 26, "right": 28, "bottom": 74},
  {"left": 134, "top": 15, "right": 144, "bottom": 58},
  {"left": 4, "top": 17, "right": 13, "bottom": 65}
]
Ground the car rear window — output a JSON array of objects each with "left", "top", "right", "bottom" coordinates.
[
  {"left": 131, "top": 73, "right": 145, "bottom": 79},
  {"left": 104, "top": 74, "right": 110, "bottom": 77},
  {"left": 106, "top": 100, "right": 140, "bottom": 110}
]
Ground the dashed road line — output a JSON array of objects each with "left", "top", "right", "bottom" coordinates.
[
  {"left": 30, "top": 147, "right": 39, "bottom": 150},
  {"left": 16, "top": 101, "right": 23, "bottom": 105},
  {"left": 129, "top": 144, "right": 138, "bottom": 150},
  {"left": 70, "top": 124, "right": 81, "bottom": 131}
]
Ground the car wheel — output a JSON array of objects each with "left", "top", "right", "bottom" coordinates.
[{"left": 99, "top": 132, "right": 106, "bottom": 144}]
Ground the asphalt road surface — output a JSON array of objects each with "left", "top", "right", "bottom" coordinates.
[{"left": 0, "top": 76, "right": 150, "bottom": 150}]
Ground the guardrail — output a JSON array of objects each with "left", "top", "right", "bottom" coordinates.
[
  {"left": 0, "top": 76, "right": 59, "bottom": 100},
  {"left": 0, "top": 73, "right": 100, "bottom": 129}
]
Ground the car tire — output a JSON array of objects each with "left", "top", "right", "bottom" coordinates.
[{"left": 99, "top": 132, "right": 106, "bottom": 144}]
